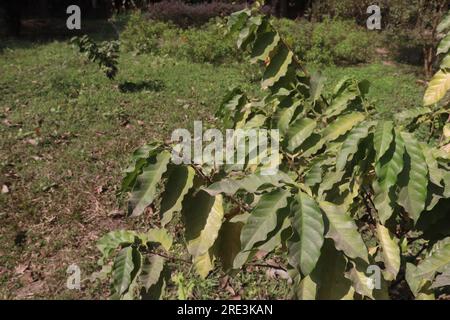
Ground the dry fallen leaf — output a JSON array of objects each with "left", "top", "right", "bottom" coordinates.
[
  {"left": 14, "top": 263, "right": 29, "bottom": 275},
  {"left": 1, "top": 185, "right": 9, "bottom": 194}
]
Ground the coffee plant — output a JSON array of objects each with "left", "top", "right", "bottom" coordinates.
[
  {"left": 400, "top": 11, "right": 450, "bottom": 145},
  {"left": 95, "top": 5, "right": 450, "bottom": 300},
  {"left": 71, "top": 35, "right": 119, "bottom": 79}
]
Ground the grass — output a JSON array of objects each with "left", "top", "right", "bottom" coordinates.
[{"left": 0, "top": 25, "right": 425, "bottom": 299}]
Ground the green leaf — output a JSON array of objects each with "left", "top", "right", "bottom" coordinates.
[
  {"left": 441, "top": 54, "right": 450, "bottom": 69},
  {"left": 345, "top": 261, "right": 374, "bottom": 299},
  {"left": 395, "top": 107, "right": 432, "bottom": 123},
  {"left": 140, "top": 255, "right": 165, "bottom": 291},
  {"left": 373, "top": 121, "right": 394, "bottom": 162},
  {"left": 184, "top": 191, "right": 224, "bottom": 258},
  {"left": 276, "top": 104, "right": 298, "bottom": 136},
  {"left": 437, "top": 12, "right": 450, "bottom": 33},
  {"left": 430, "top": 270, "right": 450, "bottom": 289},
  {"left": 376, "top": 224, "right": 400, "bottom": 281},
  {"left": 250, "top": 31, "right": 280, "bottom": 63},
  {"left": 227, "top": 8, "right": 251, "bottom": 34},
  {"left": 322, "top": 112, "right": 365, "bottom": 145},
  {"left": 203, "top": 172, "right": 292, "bottom": 196},
  {"left": 129, "top": 150, "right": 172, "bottom": 217},
  {"left": 421, "top": 143, "right": 443, "bottom": 187},
  {"left": 113, "top": 246, "right": 138, "bottom": 296},
  {"left": 216, "top": 220, "right": 245, "bottom": 271},
  {"left": 311, "top": 239, "right": 354, "bottom": 300},
  {"left": 437, "top": 34, "right": 450, "bottom": 56},
  {"left": 416, "top": 238, "right": 450, "bottom": 278},
  {"left": 97, "top": 230, "right": 138, "bottom": 264},
  {"left": 310, "top": 71, "right": 326, "bottom": 103},
  {"left": 147, "top": 228, "right": 173, "bottom": 251},
  {"left": 398, "top": 132, "right": 428, "bottom": 223},
  {"left": 286, "top": 118, "right": 317, "bottom": 152},
  {"left": 262, "top": 46, "right": 293, "bottom": 90},
  {"left": 240, "top": 189, "right": 290, "bottom": 253},
  {"left": 326, "top": 80, "right": 359, "bottom": 117},
  {"left": 336, "top": 121, "right": 372, "bottom": 171},
  {"left": 237, "top": 15, "right": 262, "bottom": 49},
  {"left": 160, "top": 166, "right": 195, "bottom": 226},
  {"left": 424, "top": 69, "right": 450, "bottom": 106},
  {"left": 319, "top": 201, "right": 368, "bottom": 262},
  {"left": 121, "top": 143, "right": 161, "bottom": 193},
  {"left": 373, "top": 129, "right": 405, "bottom": 224},
  {"left": 141, "top": 265, "right": 170, "bottom": 300},
  {"left": 405, "top": 263, "right": 421, "bottom": 295},
  {"left": 305, "top": 163, "right": 323, "bottom": 187},
  {"left": 288, "top": 192, "right": 324, "bottom": 275},
  {"left": 194, "top": 249, "right": 215, "bottom": 279},
  {"left": 293, "top": 274, "right": 317, "bottom": 300}
]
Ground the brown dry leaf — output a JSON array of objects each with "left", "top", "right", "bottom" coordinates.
[
  {"left": 95, "top": 185, "right": 106, "bottom": 194},
  {"left": 26, "top": 138, "right": 38, "bottom": 146},
  {"left": 14, "top": 263, "right": 29, "bottom": 275},
  {"left": 265, "top": 268, "right": 291, "bottom": 282},
  {"left": 15, "top": 280, "right": 45, "bottom": 299},
  {"left": 225, "top": 285, "right": 236, "bottom": 296},
  {"left": 219, "top": 275, "right": 230, "bottom": 289},
  {"left": 1, "top": 185, "right": 9, "bottom": 194}
]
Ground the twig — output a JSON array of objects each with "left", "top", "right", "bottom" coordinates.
[
  {"left": 247, "top": 263, "right": 287, "bottom": 272},
  {"left": 147, "top": 250, "right": 192, "bottom": 265}
]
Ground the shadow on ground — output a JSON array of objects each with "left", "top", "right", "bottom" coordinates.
[
  {"left": 119, "top": 80, "right": 165, "bottom": 93},
  {"left": 0, "top": 18, "right": 123, "bottom": 52}
]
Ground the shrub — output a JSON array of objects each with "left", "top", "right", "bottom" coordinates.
[
  {"left": 96, "top": 7, "right": 450, "bottom": 300},
  {"left": 176, "top": 20, "right": 240, "bottom": 63},
  {"left": 146, "top": 0, "right": 246, "bottom": 28},
  {"left": 121, "top": 13, "right": 240, "bottom": 64},
  {"left": 272, "top": 18, "right": 312, "bottom": 61},
  {"left": 120, "top": 11, "right": 177, "bottom": 55},
  {"left": 275, "top": 18, "right": 379, "bottom": 66}
]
